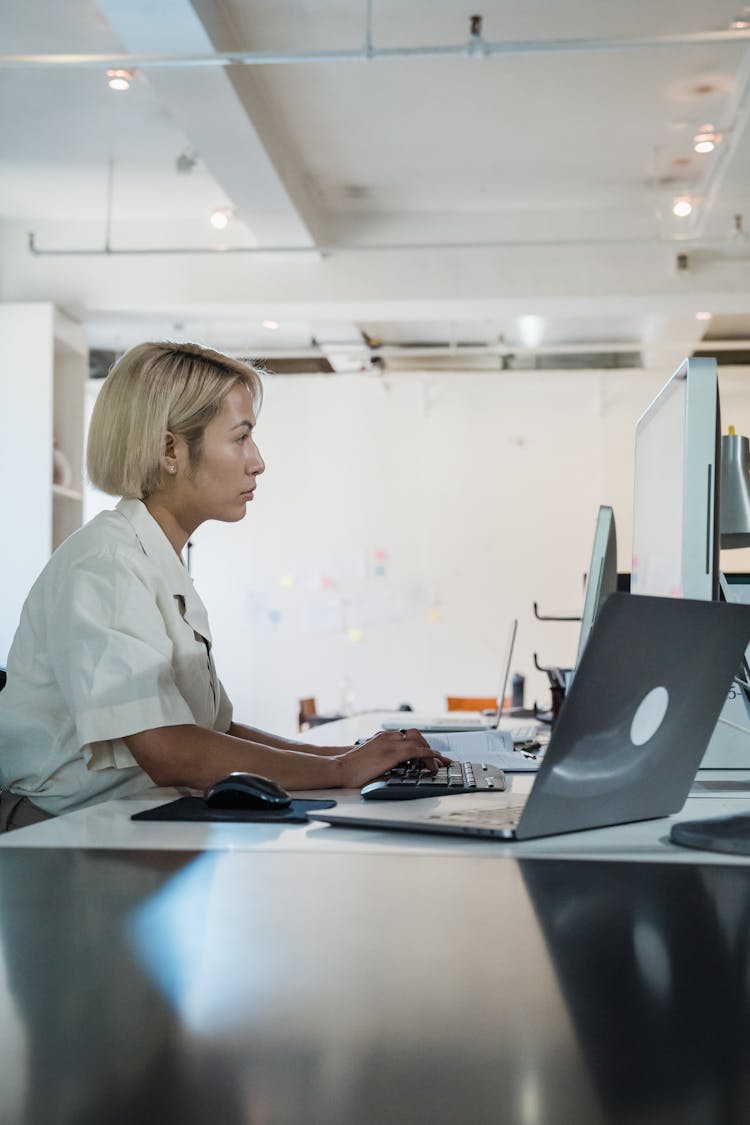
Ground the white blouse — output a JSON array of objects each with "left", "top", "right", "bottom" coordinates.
[{"left": 0, "top": 499, "right": 233, "bottom": 814}]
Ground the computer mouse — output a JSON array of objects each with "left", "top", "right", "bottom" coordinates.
[{"left": 204, "top": 772, "right": 293, "bottom": 810}]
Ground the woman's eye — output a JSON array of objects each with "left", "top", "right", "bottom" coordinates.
[{"left": 236, "top": 433, "right": 248, "bottom": 443}]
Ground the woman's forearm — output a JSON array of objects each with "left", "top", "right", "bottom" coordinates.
[
  {"left": 124, "top": 724, "right": 345, "bottom": 790},
  {"left": 227, "top": 720, "right": 347, "bottom": 757}
]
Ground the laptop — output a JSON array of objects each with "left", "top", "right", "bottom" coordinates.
[
  {"left": 313, "top": 594, "right": 750, "bottom": 841},
  {"left": 381, "top": 619, "right": 521, "bottom": 734}
]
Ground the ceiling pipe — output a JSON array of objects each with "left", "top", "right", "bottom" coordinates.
[
  {"left": 236, "top": 340, "right": 750, "bottom": 359},
  {"left": 27, "top": 230, "right": 750, "bottom": 258},
  {"left": 2, "top": 28, "right": 750, "bottom": 71}
]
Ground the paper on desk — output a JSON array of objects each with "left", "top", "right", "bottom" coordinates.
[{"left": 425, "top": 730, "right": 545, "bottom": 772}]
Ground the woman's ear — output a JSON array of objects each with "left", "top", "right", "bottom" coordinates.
[{"left": 162, "top": 431, "right": 178, "bottom": 476}]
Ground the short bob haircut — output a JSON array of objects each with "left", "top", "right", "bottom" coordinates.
[{"left": 87, "top": 341, "right": 264, "bottom": 499}]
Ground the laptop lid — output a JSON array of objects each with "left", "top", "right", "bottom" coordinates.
[
  {"left": 515, "top": 593, "right": 750, "bottom": 839},
  {"left": 493, "top": 619, "right": 518, "bottom": 728},
  {"left": 313, "top": 593, "right": 750, "bottom": 842}
]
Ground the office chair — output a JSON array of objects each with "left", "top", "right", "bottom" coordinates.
[
  {"left": 446, "top": 696, "right": 497, "bottom": 712},
  {"left": 298, "top": 697, "right": 345, "bottom": 731}
]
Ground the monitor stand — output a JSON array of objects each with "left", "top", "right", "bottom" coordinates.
[{"left": 701, "top": 573, "right": 750, "bottom": 768}]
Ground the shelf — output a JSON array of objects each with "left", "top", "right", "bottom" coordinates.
[{"left": 52, "top": 484, "right": 83, "bottom": 502}]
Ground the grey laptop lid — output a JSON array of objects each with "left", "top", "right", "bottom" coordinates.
[
  {"left": 313, "top": 593, "right": 750, "bottom": 841},
  {"left": 515, "top": 593, "right": 750, "bottom": 839}
]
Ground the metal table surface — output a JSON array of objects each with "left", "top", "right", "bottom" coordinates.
[{"left": 1, "top": 845, "right": 749, "bottom": 1125}]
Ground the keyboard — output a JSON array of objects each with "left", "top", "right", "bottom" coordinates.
[{"left": 361, "top": 761, "right": 506, "bottom": 801}]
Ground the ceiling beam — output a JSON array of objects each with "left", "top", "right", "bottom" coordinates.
[{"left": 96, "top": 0, "right": 319, "bottom": 248}]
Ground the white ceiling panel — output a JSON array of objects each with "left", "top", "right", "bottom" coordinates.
[{"left": 0, "top": 0, "right": 749, "bottom": 368}]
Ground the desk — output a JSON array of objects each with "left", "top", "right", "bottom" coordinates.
[
  {"left": 2, "top": 846, "right": 750, "bottom": 1124},
  {"left": 4, "top": 713, "right": 750, "bottom": 864},
  {"left": 3, "top": 716, "right": 750, "bottom": 1123}
]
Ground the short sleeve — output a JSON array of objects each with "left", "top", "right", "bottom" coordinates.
[
  {"left": 216, "top": 678, "right": 233, "bottom": 733},
  {"left": 47, "top": 548, "right": 196, "bottom": 755}
]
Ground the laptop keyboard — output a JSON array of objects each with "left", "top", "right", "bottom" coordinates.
[{"left": 361, "top": 761, "right": 506, "bottom": 801}]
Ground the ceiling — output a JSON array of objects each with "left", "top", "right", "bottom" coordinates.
[{"left": 1, "top": 0, "right": 750, "bottom": 372}]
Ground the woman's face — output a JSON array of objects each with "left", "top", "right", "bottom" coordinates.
[{"left": 172, "top": 382, "right": 265, "bottom": 526}]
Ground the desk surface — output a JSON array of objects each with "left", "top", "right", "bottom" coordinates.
[
  {"left": 4, "top": 713, "right": 750, "bottom": 863},
  {"left": 5, "top": 718, "right": 750, "bottom": 1123},
  {"left": 2, "top": 845, "right": 750, "bottom": 1125}
]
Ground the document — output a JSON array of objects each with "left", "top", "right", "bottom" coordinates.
[{"left": 425, "top": 730, "right": 545, "bottom": 772}]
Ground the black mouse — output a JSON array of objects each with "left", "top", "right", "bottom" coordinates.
[{"left": 204, "top": 772, "right": 292, "bottom": 810}]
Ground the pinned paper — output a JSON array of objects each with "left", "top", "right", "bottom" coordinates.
[
  {"left": 279, "top": 574, "right": 295, "bottom": 588},
  {"left": 347, "top": 627, "right": 365, "bottom": 643},
  {"left": 304, "top": 593, "right": 346, "bottom": 634},
  {"left": 246, "top": 593, "right": 283, "bottom": 630},
  {"left": 428, "top": 607, "right": 442, "bottom": 623},
  {"left": 293, "top": 548, "right": 367, "bottom": 589},
  {"left": 374, "top": 564, "right": 387, "bottom": 577}
]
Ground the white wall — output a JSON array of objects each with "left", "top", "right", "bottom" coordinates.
[
  {"left": 81, "top": 365, "right": 750, "bottom": 738},
  {"left": 0, "top": 304, "right": 54, "bottom": 662}
]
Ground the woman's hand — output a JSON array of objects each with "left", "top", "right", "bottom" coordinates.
[{"left": 333, "top": 728, "right": 451, "bottom": 790}]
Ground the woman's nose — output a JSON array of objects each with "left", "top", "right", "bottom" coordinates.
[{"left": 250, "top": 442, "right": 266, "bottom": 475}]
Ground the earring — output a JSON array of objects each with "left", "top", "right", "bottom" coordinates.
[{"left": 167, "top": 464, "right": 176, "bottom": 474}]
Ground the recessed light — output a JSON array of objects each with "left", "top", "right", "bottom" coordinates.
[
  {"left": 209, "top": 207, "right": 231, "bottom": 230},
  {"left": 262, "top": 319, "right": 280, "bottom": 330},
  {"left": 517, "top": 315, "right": 544, "bottom": 348},
  {"left": 693, "top": 125, "right": 723, "bottom": 154},
  {"left": 695, "top": 311, "right": 712, "bottom": 321},
  {"left": 107, "top": 68, "right": 135, "bottom": 91},
  {"left": 672, "top": 197, "right": 693, "bottom": 218}
]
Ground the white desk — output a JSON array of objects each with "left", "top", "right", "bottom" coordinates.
[{"left": 4, "top": 713, "right": 750, "bottom": 863}]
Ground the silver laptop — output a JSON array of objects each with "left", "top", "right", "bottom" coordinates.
[
  {"left": 313, "top": 594, "right": 750, "bottom": 841},
  {"left": 381, "top": 619, "right": 519, "bottom": 733}
]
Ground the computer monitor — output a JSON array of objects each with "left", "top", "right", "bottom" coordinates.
[
  {"left": 631, "top": 357, "right": 721, "bottom": 601},
  {"left": 574, "top": 505, "right": 617, "bottom": 670}
]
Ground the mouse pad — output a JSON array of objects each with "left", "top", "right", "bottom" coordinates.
[{"left": 131, "top": 796, "right": 337, "bottom": 824}]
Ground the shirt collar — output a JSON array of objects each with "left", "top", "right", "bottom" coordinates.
[{"left": 115, "top": 499, "right": 213, "bottom": 642}]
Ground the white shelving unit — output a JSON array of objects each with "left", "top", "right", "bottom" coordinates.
[
  {"left": 52, "top": 309, "right": 87, "bottom": 551},
  {"left": 0, "top": 302, "right": 88, "bottom": 661}
]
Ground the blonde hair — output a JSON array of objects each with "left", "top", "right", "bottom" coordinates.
[{"left": 87, "top": 341, "right": 264, "bottom": 499}]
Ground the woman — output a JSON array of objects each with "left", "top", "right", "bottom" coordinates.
[{"left": 0, "top": 341, "right": 440, "bottom": 830}]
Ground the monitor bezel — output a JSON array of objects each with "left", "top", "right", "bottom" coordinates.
[
  {"left": 632, "top": 357, "right": 720, "bottom": 601},
  {"left": 574, "top": 505, "right": 617, "bottom": 671}
]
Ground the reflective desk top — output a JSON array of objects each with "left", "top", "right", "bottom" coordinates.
[{"left": 2, "top": 846, "right": 749, "bottom": 1125}]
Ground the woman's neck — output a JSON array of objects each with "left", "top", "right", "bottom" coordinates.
[{"left": 143, "top": 496, "right": 195, "bottom": 558}]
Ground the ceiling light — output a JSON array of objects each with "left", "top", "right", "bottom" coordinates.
[
  {"left": 465, "top": 14, "right": 490, "bottom": 59},
  {"left": 209, "top": 207, "right": 232, "bottom": 230},
  {"left": 672, "top": 197, "right": 693, "bottom": 218},
  {"left": 730, "top": 7, "right": 750, "bottom": 29},
  {"left": 106, "top": 68, "right": 135, "bottom": 91},
  {"left": 695, "top": 311, "right": 712, "bottom": 321},
  {"left": 693, "top": 125, "right": 723, "bottom": 154},
  {"left": 262, "top": 319, "right": 280, "bottom": 330},
  {"left": 517, "top": 315, "right": 544, "bottom": 348}
]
